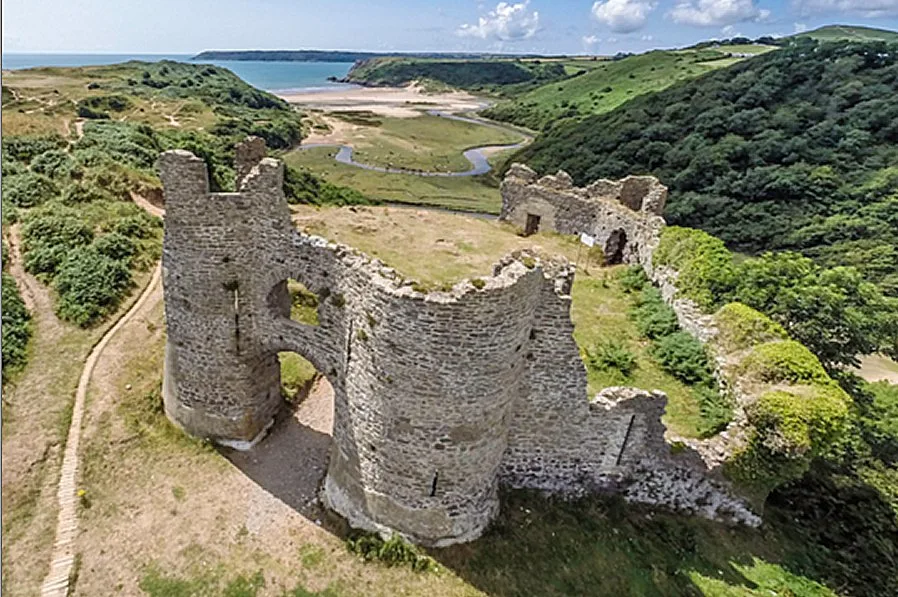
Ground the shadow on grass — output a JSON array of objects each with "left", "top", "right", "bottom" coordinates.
[{"left": 428, "top": 483, "right": 898, "bottom": 597}]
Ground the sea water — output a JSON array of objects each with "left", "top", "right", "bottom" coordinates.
[{"left": 2, "top": 53, "right": 356, "bottom": 92}]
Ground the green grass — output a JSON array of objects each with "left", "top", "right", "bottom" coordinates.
[
  {"left": 796, "top": 24, "right": 898, "bottom": 42},
  {"left": 713, "top": 44, "right": 778, "bottom": 54},
  {"left": 570, "top": 270, "right": 706, "bottom": 437},
  {"left": 284, "top": 147, "right": 503, "bottom": 213},
  {"left": 482, "top": 49, "right": 754, "bottom": 131},
  {"left": 351, "top": 114, "right": 522, "bottom": 173},
  {"left": 434, "top": 490, "right": 839, "bottom": 597}
]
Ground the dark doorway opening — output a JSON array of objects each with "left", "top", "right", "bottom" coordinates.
[
  {"left": 524, "top": 213, "right": 541, "bottom": 237},
  {"left": 604, "top": 229, "right": 627, "bottom": 265}
]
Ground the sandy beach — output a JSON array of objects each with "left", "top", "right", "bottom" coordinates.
[{"left": 275, "top": 83, "right": 487, "bottom": 118}]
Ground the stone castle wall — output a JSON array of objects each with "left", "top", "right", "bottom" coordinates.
[{"left": 160, "top": 143, "right": 758, "bottom": 548}]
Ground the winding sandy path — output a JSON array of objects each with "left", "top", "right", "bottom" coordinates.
[{"left": 40, "top": 201, "right": 164, "bottom": 597}]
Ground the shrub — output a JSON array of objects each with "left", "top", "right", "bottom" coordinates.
[
  {"left": 693, "top": 383, "right": 732, "bottom": 437},
  {"left": 1, "top": 273, "right": 31, "bottom": 379},
  {"left": 713, "top": 302, "right": 788, "bottom": 352},
  {"left": 345, "top": 531, "right": 437, "bottom": 573},
  {"left": 92, "top": 233, "right": 137, "bottom": 264},
  {"left": 31, "top": 149, "right": 78, "bottom": 180},
  {"left": 618, "top": 265, "right": 648, "bottom": 293},
  {"left": 1, "top": 134, "right": 66, "bottom": 163},
  {"left": 61, "top": 181, "right": 115, "bottom": 205},
  {"left": 113, "top": 213, "right": 160, "bottom": 239},
  {"left": 650, "top": 331, "right": 713, "bottom": 385},
  {"left": 22, "top": 209, "right": 94, "bottom": 275},
  {"left": 3, "top": 173, "right": 59, "bottom": 207},
  {"left": 587, "top": 339, "right": 637, "bottom": 378},
  {"left": 54, "top": 246, "right": 132, "bottom": 326},
  {"left": 631, "top": 287, "right": 680, "bottom": 340},
  {"left": 739, "top": 340, "right": 829, "bottom": 385},
  {"left": 653, "top": 226, "right": 736, "bottom": 311},
  {"left": 730, "top": 384, "right": 851, "bottom": 499}
]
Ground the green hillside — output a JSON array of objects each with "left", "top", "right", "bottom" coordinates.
[
  {"left": 481, "top": 48, "right": 773, "bottom": 131},
  {"left": 511, "top": 39, "right": 898, "bottom": 295},
  {"left": 344, "top": 57, "right": 570, "bottom": 95},
  {"left": 797, "top": 24, "right": 898, "bottom": 42}
]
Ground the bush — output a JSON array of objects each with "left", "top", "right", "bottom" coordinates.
[
  {"left": 730, "top": 384, "right": 851, "bottom": 498},
  {"left": 713, "top": 302, "right": 788, "bottom": 352},
  {"left": 61, "top": 181, "right": 115, "bottom": 205},
  {"left": 739, "top": 340, "right": 829, "bottom": 385},
  {"left": 92, "top": 233, "right": 137, "bottom": 263},
  {"left": 693, "top": 383, "right": 732, "bottom": 437},
  {"left": 650, "top": 331, "right": 714, "bottom": 385},
  {"left": 653, "top": 226, "right": 736, "bottom": 311},
  {"left": 631, "top": 287, "right": 680, "bottom": 339},
  {"left": 53, "top": 246, "right": 132, "bottom": 326},
  {"left": 345, "top": 531, "right": 437, "bottom": 573},
  {"left": 30, "top": 149, "right": 79, "bottom": 180},
  {"left": 587, "top": 339, "right": 637, "bottom": 378},
  {"left": 1, "top": 134, "right": 66, "bottom": 163},
  {"left": 283, "top": 165, "right": 370, "bottom": 206},
  {"left": 618, "top": 265, "right": 647, "bottom": 293},
  {"left": 3, "top": 173, "right": 59, "bottom": 207},
  {"left": 1, "top": 273, "right": 31, "bottom": 379},
  {"left": 113, "top": 213, "right": 159, "bottom": 239},
  {"left": 22, "top": 209, "right": 95, "bottom": 275}
]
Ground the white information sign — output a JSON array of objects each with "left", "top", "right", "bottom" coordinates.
[{"left": 579, "top": 233, "right": 596, "bottom": 247}]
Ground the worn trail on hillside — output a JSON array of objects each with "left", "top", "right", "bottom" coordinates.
[
  {"left": 39, "top": 203, "right": 163, "bottom": 597},
  {"left": 299, "top": 109, "right": 532, "bottom": 177}
]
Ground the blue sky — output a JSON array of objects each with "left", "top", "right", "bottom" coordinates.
[{"left": 3, "top": 0, "right": 898, "bottom": 55}]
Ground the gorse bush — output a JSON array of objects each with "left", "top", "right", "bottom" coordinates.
[
  {"left": 1, "top": 273, "right": 31, "bottom": 380},
  {"left": 1, "top": 134, "right": 66, "bottom": 163},
  {"left": 30, "top": 149, "right": 78, "bottom": 180},
  {"left": 54, "top": 246, "right": 132, "bottom": 326},
  {"left": 587, "top": 339, "right": 637, "bottom": 378},
  {"left": 22, "top": 208, "right": 95, "bottom": 275}
]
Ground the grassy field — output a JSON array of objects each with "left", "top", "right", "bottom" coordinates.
[
  {"left": 292, "top": 205, "right": 706, "bottom": 436},
  {"left": 1, "top": 64, "right": 221, "bottom": 137},
  {"left": 320, "top": 112, "right": 523, "bottom": 173},
  {"left": 284, "top": 147, "right": 504, "bottom": 213},
  {"left": 482, "top": 49, "right": 764, "bottom": 131}
]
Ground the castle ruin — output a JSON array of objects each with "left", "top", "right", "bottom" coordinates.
[{"left": 159, "top": 140, "right": 756, "bottom": 548}]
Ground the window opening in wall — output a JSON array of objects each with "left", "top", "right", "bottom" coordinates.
[
  {"left": 524, "top": 213, "right": 541, "bottom": 236},
  {"left": 430, "top": 471, "right": 440, "bottom": 497},
  {"left": 267, "top": 278, "right": 321, "bottom": 326}
]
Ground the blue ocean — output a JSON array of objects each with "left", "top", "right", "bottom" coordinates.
[{"left": 2, "top": 53, "right": 356, "bottom": 92}]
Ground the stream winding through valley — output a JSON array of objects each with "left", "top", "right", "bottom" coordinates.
[{"left": 298, "top": 109, "right": 532, "bottom": 177}]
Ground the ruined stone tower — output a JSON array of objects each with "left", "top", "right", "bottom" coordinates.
[{"left": 160, "top": 140, "right": 757, "bottom": 547}]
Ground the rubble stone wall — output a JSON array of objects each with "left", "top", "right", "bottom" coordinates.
[{"left": 160, "top": 145, "right": 758, "bottom": 548}]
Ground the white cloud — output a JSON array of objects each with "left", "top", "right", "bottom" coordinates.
[
  {"left": 591, "top": 0, "right": 656, "bottom": 33},
  {"left": 457, "top": 2, "right": 540, "bottom": 41},
  {"left": 582, "top": 34, "right": 600, "bottom": 47},
  {"left": 793, "top": 21, "right": 808, "bottom": 32},
  {"left": 668, "top": 0, "right": 770, "bottom": 26},
  {"left": 641, "top": 34, "right": 654, "bottom": 40},
  {"left": 794, "top": 0, "right": 898, "bottom": 16},
  {"left": 722, "top": 25, "right": 739, "bottom": 36}
]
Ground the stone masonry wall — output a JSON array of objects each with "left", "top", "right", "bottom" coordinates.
[{"left": 161, "top": 143, "right": 758, "bottom": 549}]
